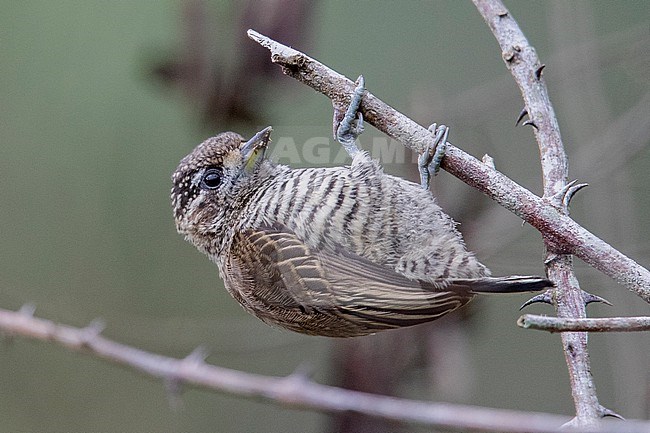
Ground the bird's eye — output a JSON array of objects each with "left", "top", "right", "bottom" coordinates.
[{"left": 200, "top": 168, "right": 222, "bottom": 190}]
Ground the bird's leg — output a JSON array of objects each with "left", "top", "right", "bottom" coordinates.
[
  {"left": 418, "top": 123, "right": 449, "bottom": 189},
  {"left": 334, "top": 75, "right": 447, "bottom": 190},
  {"left": 335, "top": 75, "right": 365, "bottom": 157}
]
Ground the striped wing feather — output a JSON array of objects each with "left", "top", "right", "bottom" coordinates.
[{"left": 226, "top": 223, "right": 471, "bottom": 336}]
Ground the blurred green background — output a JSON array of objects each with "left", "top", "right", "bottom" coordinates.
[{"left": 1, "top": 1, "right": 648, "bottom": 432}]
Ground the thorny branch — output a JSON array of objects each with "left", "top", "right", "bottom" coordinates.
[
  {"left": 3, "top": 306, "right": 650, "bottom": 433},
  {"left": 518, "top": 315, "right": 650, "bottom": 333},
  {"left": 472, "top": 0, "right": 619, "bottom": 425},
  {"left": 246, "top": 30, "right": 650, "bottom": 304},
  {"left": 247, "top": 0, "right": 649, "bottom": 427}
]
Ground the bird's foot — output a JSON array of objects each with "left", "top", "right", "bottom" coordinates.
[
  {"left": 418, "top": 123, "right": 449, "bottom": 189},
  {"left": 335, "top": 75, "right": 365, "bottom": 157}
]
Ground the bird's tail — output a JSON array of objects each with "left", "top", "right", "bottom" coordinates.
[{"left": 455, "top": 276, "right": 552, "bottom": 294}]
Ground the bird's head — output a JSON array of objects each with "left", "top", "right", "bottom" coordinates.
[{"left": 171, "top": 127, "right": 272, "bottom": 238}]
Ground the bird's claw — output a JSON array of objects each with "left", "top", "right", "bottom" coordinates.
[
  {"left": 335, "top": 75, "right": 365, "bottom": 157},
  {"left": 418, "top": 123, "right": 449, "bottom": 189}
]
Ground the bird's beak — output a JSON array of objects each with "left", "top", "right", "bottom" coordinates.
[{"left": 241, "top": 126, "right": 272, "bottom": 172}]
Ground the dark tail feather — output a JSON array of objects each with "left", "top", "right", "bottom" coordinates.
[{"left": 458, "top": 276, "right": 552, "bottom": 294}]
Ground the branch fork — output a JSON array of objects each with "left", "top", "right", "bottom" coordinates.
[{"left": 249, "top": 0, "right": 649, "bottom": 425}]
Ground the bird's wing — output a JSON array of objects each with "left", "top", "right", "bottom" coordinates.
[
  {"left": 227, "top": 223, "right": 338, "bottom": 314},
  {"left": 315, "top": 238, "right": 470, "bottom": 326},
  {"left": 227, "top": 223, "right": 471, "bottom": 332}
]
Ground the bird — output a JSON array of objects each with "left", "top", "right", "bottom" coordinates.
[{"left": 171, "top": 78, "right": 551, "bottom": 337}]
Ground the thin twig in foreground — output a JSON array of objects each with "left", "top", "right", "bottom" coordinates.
[
  {"left": 518, "top": 315, "right": 650, "bottom": 333},
  {"left": 246, "top": 30, "right": 650, "bottom": 304},
  {"left": 3, "top": 306, "right": 650, "bottom": 433}
]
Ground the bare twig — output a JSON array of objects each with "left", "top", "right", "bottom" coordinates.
[
  {"left": 3, "top": 306, "right": 650, "bottom": 433},
  {"left": 246, "top": 29, "right": 650, "bottom": 304},
  {"left": 472, "top": 0, "right": 608, "bottom": 425},
  {"left": 518, "top": 315, "right": 650, "bottom": 333}
]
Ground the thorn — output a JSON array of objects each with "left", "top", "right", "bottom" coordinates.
[
  {"left": 162, "top": 349, "right": 208, "bottom": 411},
  {"left": 1, "top": 304, "right": 35, "bottom": 344},
  {"left": 163, "top": 346, "right": 209, "bottom": 410},
  {"left": 535, "top": 64, "right": 546, "bottom": 79},
  {"left": 599, "top": 405, "right": 625, "bottom": 420},
  {"left": 515, "top": 107, "right": 528, "bottom": 126},
  {"left": 164, "top": 377, "right": 184, "bottom": 411},
  {"left": 163, "top": 350, "right": 206, "bottom": 410},
  {"left": 549, "top": 180, "right": 588, "bottom": 208},
  {"left": 521, "top": 119, "right": 538, "bottom": 130},
  {"left": 481, "top": 154, "right": 496, "bottom": 169},
  {"left": 582, "top": 290, "right": 613, "bottom": 307},
  {"left": 553, "top": 179, "right": 578, "bottom": 200},
  {"left": 503, "top": 45, "right": 521, "bottom": 63},
  {"left": 19, "top": 303, "right": 36, "bottom": 316},
  {"left": 80, "top": 318, "right": 106, "bottom": 346},
  {"left": 283, "top": 362, "right": 314, "bottom": 389},
  {"left": 520, "top": 290, "right": 554, "bottom": 310},
  {"left": 544, "top": 253, "right": 560, "bottom": 265},
  {"left": 289, "top": 362, "right": 314, "bottom": 381},
  {"left": 563, "top": 182, "right": 589, "bottom": 208},
  {"left": 184, "top": 346, "right": 209, "bottom": 365}
]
